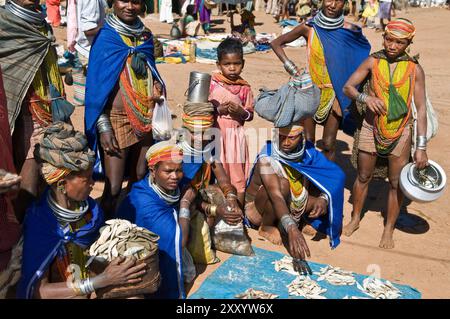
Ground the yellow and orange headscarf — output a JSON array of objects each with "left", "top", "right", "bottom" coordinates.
[
  {"left": 384, "top": 18, "right": 416, "bottom": 41},
  {"left": 146, "top": 141, "right": 183, "bottom": 168}
]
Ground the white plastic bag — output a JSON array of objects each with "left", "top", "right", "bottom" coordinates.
[
  {"left": 152, "top": 96, "right": 173, "bottom": 141},
  {"left": 411, "top": 89, "right": 438, "bottom": 153},
  {"left": 212, "top": 219, "right": 254, "bottom": 256}
]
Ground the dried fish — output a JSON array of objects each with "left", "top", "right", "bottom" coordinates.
[
  {"left": 356, "top": 277, "right": 402, "bottom": 299},
  {"left": 313, "top": 265, "right": 356, "bottom": 286},
  {"left": 235, "top": 288, "right": 279, "bottom": 299},
  {"left": 287, "top": 276, "right": 327, "bottom": 299},
  {"left": 89, "top": 219, "right": 160, "bottom": 262}
]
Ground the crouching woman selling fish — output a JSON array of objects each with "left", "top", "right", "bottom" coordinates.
[
  {"left": 245, "top": 123, "right": 345, "bottom": 261},
  {"left": 17, "top": 122, "right": 146, "bottom": 299}
]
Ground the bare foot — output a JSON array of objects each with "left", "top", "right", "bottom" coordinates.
[
  {"left": 258, "top": 226, "right": 283, "bottom": 246},
  {"left": 343, "top": 220, "right": 360, "bottom": 237},
  {"left": 301, "top": 224, "right": 317, "bottom": 237},
  {"left": 379, "top": 229, "right": 395, "bottom": 249}
]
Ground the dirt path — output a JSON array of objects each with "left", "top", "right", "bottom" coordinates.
[{"left": 62, "top": 7, "right": 450, "bottom": 298}]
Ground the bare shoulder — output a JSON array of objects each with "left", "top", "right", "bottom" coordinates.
[{"left": 343, "top": 21, "right": 361, "bottom": 31}]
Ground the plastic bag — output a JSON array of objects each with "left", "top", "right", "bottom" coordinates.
[
  {"left": 213, "top": 219, "right": 254, "bottom": 256},
  {"left": 152, "top": 96, "right": 173, "bottom": 141},
  {"left": 182, "top": 248, "right": 196, "bottom": 284},
  {"left": 187, "top": 210, "right": 220, "bottom": 265}
]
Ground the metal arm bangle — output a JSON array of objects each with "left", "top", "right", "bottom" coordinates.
[
  {"left": 356, "top": 93, "right": 368, "bottom": 104},
  {"left": 416, "top": 136, "right": 427, "bottom": 150},
  {"left": 280, "top": 214, "right": 297, "bottom": 232},
  {"left": 179, "top": 207, "right": 191, "bottom": 220},
  {"left": 319, "top": 193, "right": 329, "bottom": 206},
  {"left": 284, "top": 59, "right": 299, "bottom": 77},
  {"left": 96, "top": 114, "right": 113, "bottom": 134}
]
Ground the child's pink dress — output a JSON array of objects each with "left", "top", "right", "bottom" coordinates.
[{"left": 209, "top": 72, "right": 254, "bottom": 194}]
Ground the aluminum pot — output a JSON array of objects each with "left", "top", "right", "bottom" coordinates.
[
  {"left": 399, "top": 160, "right": 446, "bottom": 203},
  {"left": 186, "top": 71, "right": 211, "bottom": 103}
]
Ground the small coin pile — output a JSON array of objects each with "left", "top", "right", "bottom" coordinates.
[
  {"left": 314, "top": 265, "right": 356, "bottom": 286},
  {"left": 287, "top": 276, "right": 327, "bottom": 299},
  {"left": 89, "top": 219, "right": 160, "bottom": 262},
  {"left": 356, "top": 277, "right": 402, "bottom": 299},
  {"left": 235, "top": 288, "right": 279, "bottom": 299}
]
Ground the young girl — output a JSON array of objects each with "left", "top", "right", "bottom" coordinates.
[{"left": 209, "top": 38, "right": 254, "bottom": 206}]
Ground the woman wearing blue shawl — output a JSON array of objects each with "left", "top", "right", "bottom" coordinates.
[
  {"left": 118, "top": 141, "right": 189, "bottom": 299},
  {"left": 18, "top": 122, "right": 146, "bottom": 299},
  {"left": 245, "top": 124, "right": 345, "bottom": 261},
  {"left": 84, "top": 0, "right": 165, "bottom": 219},
  {"left": 271, "top": 0, "right": 371, "bottom": 161}
]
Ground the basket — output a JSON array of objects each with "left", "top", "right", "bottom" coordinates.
[{"left": 96, "top": 246, "right": 161, "bottom": 299}]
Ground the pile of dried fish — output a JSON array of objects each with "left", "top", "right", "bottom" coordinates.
[
  {"left": 356, "top": 277, "right": 402, "bottom": 299},
  {"left": 314, "top": 265, "right": 356, "bottom": 286},
  {"left": 235, "top": 288, "right": 279, "bottom": 299},
  {"left": 287, "top": 276, "right": 327, "bottom": 299},
  {"left": 89, "top": 219, "right": 160, "bottom": 262},
  {"left": 273, "top": 256, "right": 301, "bottom": 276}
]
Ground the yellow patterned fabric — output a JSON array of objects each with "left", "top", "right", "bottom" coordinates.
[
  {"left": 29, "top": 26, "right": 65, "bottom": 126},
  {"left": 371, "top": 58, "right": 415, "bottom": 155},
  {"left": 191, "top": 163, "right": 212, "bottom": 191},
  {"left": 308, "top": 29, "right": 335, "bottom": 123},
  {"left": 282, "top": 164, "right": 304, "bottom": 198}
]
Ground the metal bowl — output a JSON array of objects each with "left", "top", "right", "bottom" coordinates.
[{"left": 400, "top": 160, "right": 447, "bottom": 203}]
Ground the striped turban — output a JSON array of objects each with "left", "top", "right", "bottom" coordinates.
[
  {"left": 278, "top": 124, "right": 304, "bottom": 138},
  {"left": 146, "top": 141, "right": 183, "bottom": 168},
  {"left": 385, "top": 18, "right": 416, "bottom": 41},
  {"left": 182, "top": 102, "right": 215, "bottom": 132},
  {"left": 35, "top": 122, "right": 95, "bottom": 185}
]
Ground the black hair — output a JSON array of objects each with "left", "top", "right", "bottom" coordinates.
[
  {"left": 186, "top": 4, "right": 197, "bottom": 17},
  {"left": 107, "top": 0, "right": 145, "bottom": 9},
  {"left": 217, "top": 37, "right": 243, "bottom": 62}
]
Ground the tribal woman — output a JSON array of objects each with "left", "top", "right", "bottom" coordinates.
[
  {"left": 85, "top": 0, "right": 165, "bottom": 219},
  {"left": 17, "top": 122, "right": 147, "bottom": 299},
  {"left": 343, "top": 19, "right": 428, "bottom": 249}
]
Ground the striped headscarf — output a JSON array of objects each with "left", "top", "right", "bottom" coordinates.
[
  {"left": 146, "top": 141, "right": 183, "bottom": 168},
  {"left": 384, "top": 18, "right": 416, "bottom": 41},
  {"left": 35, "top": 122, "right": 95, "bottom": 184},
  {"left": 182, "top": 102, "right": 215, "bottom": 133}
]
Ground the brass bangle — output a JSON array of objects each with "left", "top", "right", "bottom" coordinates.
[{"left": 210, "top": 205, "right": 217, "bottom": 217}]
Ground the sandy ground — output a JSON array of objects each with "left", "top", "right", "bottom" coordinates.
[{"left": 58, "top": 7, "right": 450, "bottom": 298}]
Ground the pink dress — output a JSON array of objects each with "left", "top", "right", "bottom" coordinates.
[{"left": 209, "top": 76, "right": 254, "bottom": 194}]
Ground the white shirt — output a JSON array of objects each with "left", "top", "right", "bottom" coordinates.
[{"left": 75, "top": 0, "right": 106, "bottom": 58}]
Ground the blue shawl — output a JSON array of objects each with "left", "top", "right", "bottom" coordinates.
[
  {"left": 308, "top": 21, "right": 371, "bottom": 135},
  {"left": 249, "top": 141, "right": 345, "bottom": 249},
  {"left": 117, "top": 175, "right": 185, "bottom": 299},
  {"left": 17, "top": 190, "right": 103, "bottom": 299},
  {"left": 84, "top": 22, "right": 164, "bottom": 165}
]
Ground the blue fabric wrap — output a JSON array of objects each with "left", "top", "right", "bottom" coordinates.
[
  {"left": 308, "top": 22, "right": 371, "bottom": 136},
  {"left": 84, "top": 22, "right": 165, "bottom": 174},
  {"left": 248, "top": 141, "right": 345, "bottom": 249},
  {"left": 117, "top": 175, "right": 185, "bottom": 299},
  {"left": 17, "top": 190, "right": 104, "bottom": 299}
]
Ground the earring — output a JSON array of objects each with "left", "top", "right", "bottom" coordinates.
[{"left": 58, "top": 185, "right": 66, "bottom": 195}]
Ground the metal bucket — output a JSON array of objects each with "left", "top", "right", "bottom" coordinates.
[{"left": 186, "top": 71, "right": 211, "bottom": 103}]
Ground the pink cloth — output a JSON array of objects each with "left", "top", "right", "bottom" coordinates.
[
  {"left": 46, "top": 0, "right": 61, "bottom": 27},
  {"left": 209, "top": 77, "right": 254, "bottom": 194},
  {"left": 0, "top": 68, "right": 21, "bottom": 272},
  {"left": 66, "top": 0, "right": 78, "bottom": 52}
]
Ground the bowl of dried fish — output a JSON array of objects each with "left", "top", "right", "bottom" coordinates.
[
  {"left": 400, "top": 160, "right": 446, "bottom": 203},
  {"left": 89, "top": 219, "right": 161, "bottom": 299}
]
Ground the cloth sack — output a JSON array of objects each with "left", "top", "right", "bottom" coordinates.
[{"left": 255, "top": 78, "right": 321, "bottom": 128}]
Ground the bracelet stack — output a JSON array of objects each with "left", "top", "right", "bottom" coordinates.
[
  {"left": 72, "top": 277, "right": 96, "bottom": 296},
  {"left": 205, "top": 204, "right": 217, "bottom": 217},
  {"left": 416, "top": 135, "right": 427, "bottom": 151},
  {"left": 221, "top": 184, "right": 238, "bottom": 199},
  {"left": 356, "top": 92, "right": 368, "bottom": 104},
  {"left": 280, "top": 214, "right": 297, "bottom": 232},
  {"left": 284, "top": 59, "right": 299, "bottom": 77},
  {"left": 179, "top": 207, "right": 191, "bottom": 220},
  {"left": 96, "top": 114, "right": 113, "bottom": 134}
]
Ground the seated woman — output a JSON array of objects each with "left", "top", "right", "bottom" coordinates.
[
  {"left": 245, "top": 123, "right": 345, "bottom": 261},
  {"left": 178, "top": 101, "right": 243, "bottom": 238},
  {"left": 17, "top": 122, "right": 146, "bottom": 299},
  {"left": 118, "top": 141, "right": 187, "bottom": 299},
  {"left": 181, "top": 4, "right": 201, "bottom": 37},
  {"left": 230, "top": 9, "right": 256, "bottom": 44}
]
